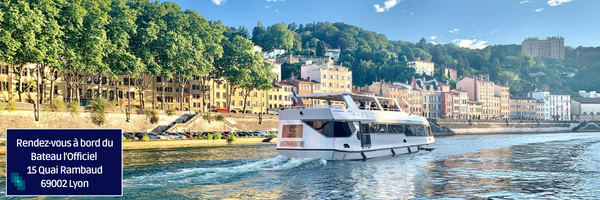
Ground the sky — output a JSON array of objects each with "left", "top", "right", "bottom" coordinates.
[{"left": 165, "top": 0, "right": 600, "bottom": 49}]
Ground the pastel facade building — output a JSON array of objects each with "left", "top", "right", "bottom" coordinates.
[
  {"left": 407, "top": 58, "right": 434, "bottom": 76},
  {"left": 301, "top": 61, "right": 352, "bottom": 93}
]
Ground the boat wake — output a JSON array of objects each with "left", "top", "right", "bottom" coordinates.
[{"left": 123, "top": 155, "right": 326, "bottom": 188}]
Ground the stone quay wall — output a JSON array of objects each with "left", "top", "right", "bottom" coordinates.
[{"left": 435, "top": 119, "right": 580, "bottom": 135}]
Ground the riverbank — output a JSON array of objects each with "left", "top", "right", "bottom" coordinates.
[{"left": 0, "top": 138, "right": 277, "bottom": 154}]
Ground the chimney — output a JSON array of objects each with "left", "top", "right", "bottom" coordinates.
[{"left": 307, "top": 77, "right": 311, "bottom": 82}]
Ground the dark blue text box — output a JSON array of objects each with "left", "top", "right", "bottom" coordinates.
[{"left": 6, "top": 129, "right": 122, "bottom": 196}]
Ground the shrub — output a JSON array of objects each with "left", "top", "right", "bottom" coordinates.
[
  {"left": 227, "top": 134, "right": 236, "bottom": 144},
  {"left": 7, "top": 102, "right": 17, "bottom": 112},
  {"left": 68, "top": 101, "right": 80, "bottom": 116},
  {"left": 51, "top": 99, "right": 66, "bottom": 111},
  {"left": 0, "top": 140, "right": 6, "bottom": 146},
  {"left": 216, "top": 115, "right": 225, "bottom": 121},
  {"left": 203, "top": 112, "right": 214, "bottom": 123},
  {"left": 206, "top": 134, "right": 214, "bottom": 140},
  {"left": 166, "top": 107, "right": 176, "bottom": 116},
  {"left": 141, "top": 135, "right": 149, "bottom": 142},
  {"left": 90, "top": 98, "right": 109, "bottom": 126},
  {"left": 142, "top": 108, "right": 159, "bottom": 124},
  {"left": 213, "top": 132, "right": 222, "bottom": 140}
]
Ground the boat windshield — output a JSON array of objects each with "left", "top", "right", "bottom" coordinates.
[{"left": 293, "top": 92, "right": 405, "bottom": 112}]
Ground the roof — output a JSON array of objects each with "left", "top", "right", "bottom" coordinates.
[
  {"left": 511, "top": 96, "right": 536, "bottom": 100},
  {"left": 451, "top": 89, "right": 468, "bottom": 93},
  {"left": 295, "top": 92, "right": 398, "bottom": 102},
  {"left": 468, "top": 100, "right": 483, "bottom": 105},
  {"left": 279, "top": 81, "right": 295, "bottom": 86},
  {"left": 408, "top": 59, "right": 434, "bottom": 63},
  {"left": 572, "top": 98, "right": 600, "bottom": 104}
]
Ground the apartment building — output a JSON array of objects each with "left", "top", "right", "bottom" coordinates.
[
  {"left": 510, "top": 96, "right": 538, "bottom": 120},
  {"left": 301, "top": 61, "right": 352, "bottom": 93},
  {"left": 495, "top": 84, "right": 511, "bottom": 118},
  {"left": 522, "top": 36, "right": 565, "bottom": 59},
  {"left": 456, "top": 75, "right": 496, "bottom": 119},
  {"left": 407, "top": 58, "right": 434, "bottom": 76},
  {"left": 529, "top": 91, "right": 571, "bottom": 121},
  {"left": 413, "top": 78, "right": 442, "bottom": 119},
  {"left": 451, "top": 89, "right": 469, "bottom": 119}
]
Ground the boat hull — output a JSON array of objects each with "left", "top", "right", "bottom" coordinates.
[{"left": 277, "top": 145, "right": 428, "bottom": 161}]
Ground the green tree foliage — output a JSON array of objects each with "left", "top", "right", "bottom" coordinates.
[{"left": 255, "top": 22, "right": 294, "bottom": 51}]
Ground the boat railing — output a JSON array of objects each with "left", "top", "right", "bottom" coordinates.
[
  {"left": 280, "top": 105, "right": 404, "bottom": 112},
  {"left": 280, "top": 105, "right": 345, "bottom": 110}
]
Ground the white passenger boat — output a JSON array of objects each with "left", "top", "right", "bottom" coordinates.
[{"left": 277, "top": 92, "right": 435, "bottom": 161}]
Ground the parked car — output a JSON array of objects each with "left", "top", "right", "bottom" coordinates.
[
  {"left": 134, "top": 133, "right": 147, "bottom": 139},
  {"left": 180, "top": 132, "right": 193, "bottom": 139},
  {"left": 157, "top": 132, "right": 174, "bottom": 139},
  {"left": 191, "top": 132, "right": 200, "bottom": 138},
  {"left": 201, "top": 132, "right": 213, "bottom": 137},
  {"left": 253, "top": 130, "right": 267, "bottom": 136},
  {"left": 221, "top": 133, "right": 230, "bottom": 138},
  {"left": 147, "top": 133, "right": 164, "bottom": 140},
  {"left": 268, "top": 131, "right": 278, "bottom": 136},
  {"left": 237, "top": 132, "right": 249, "bottom": 137},
  {"left": 168, "top": 132, "right": 185, "bottom": 139},
  {"left": 123, "top": 133, "right": 136, "bottom": 140},
  {"left": 250, "top": 131, "right": 260, "bottom": 137}
]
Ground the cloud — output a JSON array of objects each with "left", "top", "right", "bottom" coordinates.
[
  {"left": 462, "top": 19, "right": 467, "bottom": 21},
  {"left": 266, "top": 0, "right": 284, "bottom": 1},
  {"left": 410, "top": 12, "right": 413, "bottom": 15},
  {"left": 211, "top": 0, "right": 226, "bottom": 5},
  {"left": 532, "top": 8, "right": 544, "bottom": 12},
  {"left": 429, "top": 36, "right": 437, "bottom": 40},
  {"left": 275, "top": 9, "right": 279, "bottom": 12},
  {"left": 471, "top": 25, "right": 475, "bottom": 28},
  {"left": 430, "top": 41, "right": 437, "bottom": 45},
  {"left": 547, "top": 0, "right": 572, "bottom": 6},
  {"left": 520, "top": 0, "right": 532, "bottom": 4},
  {"left": 489, "top": 29, "right": 499, "bottom": 34},
  {"left": 449, "top": 29, "right": 459, "bottom": 34},
  {"left": 454, "top": 39, "right": 489, "bottom": 49},
  {"left": 374, "top": 0, "right": 403, "bottom": 13},
  {"left": 265, "top": 6, "right": 272, "bottom": 8}
]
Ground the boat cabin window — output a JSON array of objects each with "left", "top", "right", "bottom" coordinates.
[
  {"left": 389, "top": 124, "right": 404, "bottom": 134},
  {"left": 405, "top": 125, "right": 414, "bottom": 136},
  {"left": 376, "top": 124, "right": 388, "bottom": 133},
  {"left": 359, "top": 123, "right": 428, "bottom": 136},
  {"left": 303, "top": 120, "right": 355, "bottom": 138}
]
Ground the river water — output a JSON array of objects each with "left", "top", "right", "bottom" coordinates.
[{"left": 1, "top": 132, "right": 599, "bottom": 199}]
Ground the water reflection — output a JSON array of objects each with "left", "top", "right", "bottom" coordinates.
[
  {"left": 0, "top": 133, "right": 599, "bottom": 199},
  {"left": 422, "top": 139, "right": 600, "bottom": 199}
]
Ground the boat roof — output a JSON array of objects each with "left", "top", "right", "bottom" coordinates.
[{"left": 296, "top": 92, "right": 398, "bottom": 102}]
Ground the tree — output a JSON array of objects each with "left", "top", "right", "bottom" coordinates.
[
  {"left": 0, "top": 0, "right": 45, "bottom": 103},
  {"left": 316, "top": 41, "right": 327, "bottom": 57},
  {"left": 32, "top": 0, "right": 66, "bottom": 121},
  {"left": 216, "top": 35, "right": 263, "bottom": 112},
  {"left": 240, "top": 60, "right": 275, "bottom": 113},
  {"left": 251, "top": 21, "right": 265, "bottom": 45},
  {"left": 261, "top": 23, "right": 294, "bottom": 50},
  {"left": 287, "top": 22, "right": 297, "bottom": 32}
]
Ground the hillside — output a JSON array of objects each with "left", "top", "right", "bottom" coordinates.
[{"left": 248, "top": 21, "right": 600, "bottom": 96}]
